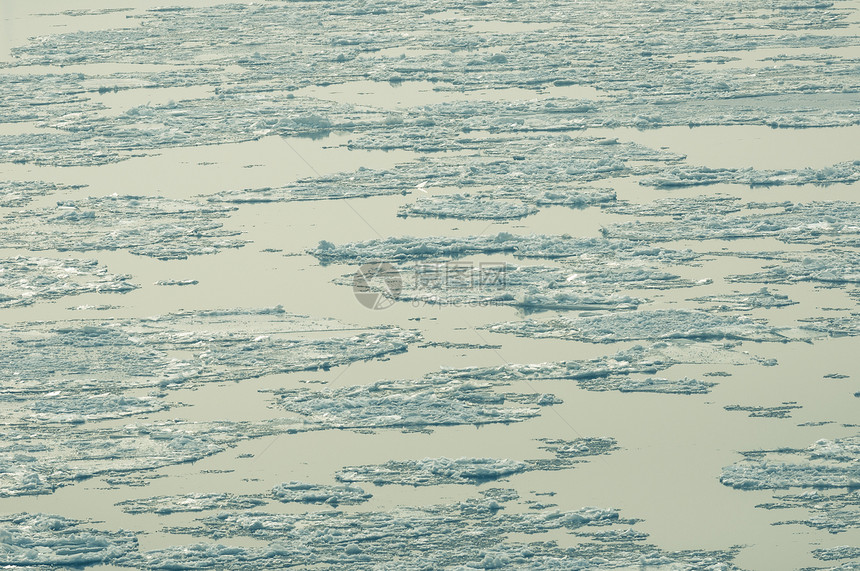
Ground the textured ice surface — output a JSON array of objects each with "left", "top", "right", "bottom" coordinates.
[
  {"left": 814, "top": 546, "right": 860, "bottom": 562},
  {"left": 799, "top": 314, "right": 860, "bottom": 338},
  {"left": 155, "top": 279, "right": 198, "bottom": 286},
  {"left": 398, "top": 195, "right": 538, "bottom": 220},
  {"left": 128, "top": 492, "right": 741, "bottom": 570},
  {"left": 440, "top": 342, "right": 767, "bottom": 395},
  {"left": 724, "top": 437, "right": 860, "bottom": 485},
  {"left": 606, "top": 201, "right": 860, "bottom": 245},
  {"left": 721, "top": 436, "right": 860, "bottom": 540},
  {"left": 0, "top": 180, "right": 84, "bottom": 207},
  {"left": 603, "top": 195, "right": 743, "bottom": 217},
  {"left": 117, "top": 493, "right": 267, "bottom": 515},
  {"left": 338, "top": 458, "right": 522, "bottom": 486},
  {"left": 0, "top": 513, "right": 137, "bottom": 567},
  {"left": 0, "top": 306, "right": 417, "bottom": 397},
  {"left": 487, "top": 309, "right": 788, "bottom": 343},
  {"left": 0, "top": 0, "right": 857, "bottom": 170},
  {"left": 688, "top": 288, "right": 797, "bottom": 311},
  {"left": 209, "top": 134, "right": 669, "bottom": 215},
  {"left": 640, "top": 161, "right": 860, "bottom": 189},
  {"left": 0, "top": 256, "right": 136, "bottom": 308},
  {"left": 336, "top": 438, "right": 617, "bottom": 486},
  {"left": 23, "top": 394, "right": 169, "bottom": 424},
  {"left": 343, "top": 255, "right": 712, "bottom": 314},
  {"left": 314, "top": 233, "right": 701, "bottom": 265},
  {"left": 0, "top": 308, "right": 417, "bottom": 497},
  {"left": 346, "top": 134, "right": 682, "bottom": 188},
  {"left": 729, "top": 251, "right": 860, "bottom": 287},
  {"left": 272, "top": 375, "right": 544, "bottom": 431},
  {"left": 723, "top": 403, "right": 802, "bottom": 419},
  {"left": 0, "top": 195, "right": 244, "bottom": 259},
  {"left": 353, "top": 262, "right": 650, "bottom": 311},
  {"left": 207, "top": 140, "right": 622, "bottom": 207},
  {"left": 271, "top": 482, "right": 372, "bottom": 506}
]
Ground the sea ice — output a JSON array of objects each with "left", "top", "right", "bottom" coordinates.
[
  {"left": 605, "top": 201, "right": 860, "bottom": 246},
  {"left": 270, "top": 481, "right": 372, "bottom": 506},
  {"left": 117, "top": 493, "right": 267, "bottom": 515},
  {"left": 721, "top": 436, "right": 860, "bottom": 540},
  {"left": 486, "top": 309, "right": 788, "bottom": 343},
  {"left": 0, "top": 256, "right": 136, "bottom": 308},
  {"left": 1, "top": 195, "right": 244, "bottom": 259}
]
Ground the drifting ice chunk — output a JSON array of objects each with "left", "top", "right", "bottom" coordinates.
[
  {"left": 0, "top": 180, "right": 85, "bottom": 207},
  {"left": 117, "top": 493, "right": 267, "bottom": 515},
  {"left": 271, "top": 375, "right": 542, "bottom": 431},
  {"left": 0, "top": 513, "right": 137, "bottom": 566},
  {"left": 398, "top": 195, "right": 538, "bottom": 220},
  {"left": 1, "top": 195, "right": 244, "bottom": 259},
  {"left": 336, "top": 457, "right": 529, "bottom": 486},
  {"left": 0, "top": 256, "right": 136, "bottom": 308},
  {"left": 606, "top": 201, "right": 860, "bottom": 246},
  {"left": 720, "top": 435, "right": 860, "bottom": 537},
  {"left": 271, "top": 481, "right": 371, "bottom": 505},
  {"left": 486, "top": 309, "right": 787, "bottom": 343},
  {"left": 640, "top": 161, "right": 860, "bottom": 189}
]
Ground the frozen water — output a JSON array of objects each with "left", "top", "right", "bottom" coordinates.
[
  {"left": 439, "top": 342, "right": 768, "bottom": 394},
  {"left": 0, "top": 308, "right": 417, "bottom": 497},
  {"left": 122, "top": 493, "right": 740, "bottom": 569},
  {"left": 721, "top": 436, "right": 860, "bottom": 541},
  {"left": 348, "top": 261, "right": 649, "bottom": 311},
  {"left": 814, "top": 546, "right": 860, "bottom": 562},
  {"left": 640, "top": 161, "right": 860, "bottom": 189},
  {"left": 314, "top": 233, "right": 702, "bottom": 264},
  {"left": 729, "top": 250, "right": 860, "bottom": 287},
  {"left": 0, "top": 256, "right": 136, "bottom": 308},
  {"left": 398, "top": 195, "right": 538, "bottom": 220},
  {"left": 0, "top": 0, "right": 858, "bottom": 567},
  {"left": 603, "top": 195, "right": 743, "bottom": 217},
  {"left": 0, "top": 180, "right": 84, "bottom": 208},
  {"left": 688, "top": 288, "right": 797, "bottom": 312},
  {"left": 0, "top": 306, "right": 418, "bottom": 397},
  {"left": 23, "top": 394, "right": 169, "bottom": 424},
  {"left": 799, "top": 314, "right": 860, "bottom": 338},
  {"left": 723, "top": 403, "right": 802, "bottom": 418},
  {"left": 606, "top": 201, "right": 860, "bottom": 246},
  {"left": 270, "top": 481, "right": 372, "bottom": 506},
  {"left": 0, "top": 513, "right": 137, "bottom": 567},
  {"left": 486, "top": 309, "right": 788, "bottom": 343},
  {"left": 271, "top": 374, "right": 544, "bottom": 431},
  {"left": 0, "top": 195, "right": 244, "bottom": 259},
  {"left": 337, "top": 458, "right": 527, "bottom": 486},
  {"left": 117, "top": 493, "right": 267, "bottom": 515},
  {"left": 336, "top": 438, "right": 617, "bottom": 486}
]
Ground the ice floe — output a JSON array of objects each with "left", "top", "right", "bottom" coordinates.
[
  {"left": 606, "top": 201, "right": 860, "bottom": 246},
  {"left": 271, "top": 481, "right": 372, "bottom": 506},
  {"left": 313, "top": 233, "right": 702, "bottom": 265},
  {"left": 335, "top": 439, "right": 617, "bottom": 486},
  {"left": 117, "top": 493, "right": 267, "bottom": 515},
  {"left": 0, "top": 306, "right": 417, "bottom": 397},
  {"left": 486, "top": 309, "right": 788, "bottom": 343},
  {"left": 0, "top": 513, "right": 137, "bottom": 567},
  {"left": 0, "top": 256, "right": 136, "bottom": 308},
  {"left": 721, "top": 435, "right": 860, "bottom": 540},
  {"left": 1, "top": 195, "right": 244, "bottom": 259},
  {"left": 0, "top": 180, "right": 84, "bottom": 207}
]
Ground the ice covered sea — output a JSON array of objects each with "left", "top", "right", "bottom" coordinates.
[{"left": 0, "top": 0, "right": 859, "bottom": 569}]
